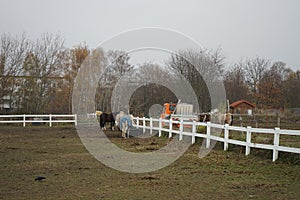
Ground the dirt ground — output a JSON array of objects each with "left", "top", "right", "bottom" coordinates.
[{"left": 0, "top": 125, "right": 299, "bottom": 200}]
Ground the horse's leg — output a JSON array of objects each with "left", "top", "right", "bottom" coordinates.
[
  {"left": 121, "top": 129, "right": 125, "bottom": 138},
  {"left": 102, "top": 120, "right": 106, "bottom": 130},
  {"left": 100, "top": 119, "right": 105, "bottom": 130},
  {"left": 112, "top": 116, "right": 116, "bottom": 131},
  {"left": 111, "top": 121, "right": 115, "bottom": 131},
  {"left": 121, "top": 121, "right": 126, "bottom": 138},
  {"left": 125, "top": 120, "right": 129, "bottom": 138}
]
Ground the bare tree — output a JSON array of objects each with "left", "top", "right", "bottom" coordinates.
[
  {"left": 240, "top": 57, "right": 270, "bottom": 105},
  {"left": 95, "top": 50, "right": 133, "bottom": 112},
  {"left": 21, "top": 33, "right": 65, "bottom": 113},
  {"left": 224, "top": 64, "right": 248, "bottom": 102},
  {"left": 107, "top": 50, "right": 133, "bottom": 78},
  {"left": 0, "top": 33, "right": 30, "bottom": 113},
  {"left": 271, "top": 61, "right": 293, "bottom": 81},
  {"left": 167, "top": 49, "right": 225, "bottom": 112},
  {"left": 126, "top": 63, "right": 177, "bottom": 116},
  {"left": 282, "top": 70, "right": 300, "bottom": 108}
]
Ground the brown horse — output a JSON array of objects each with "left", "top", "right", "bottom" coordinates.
[
  {"left": 99, "top": 112, "right": 115, "bottom": 130},
  {"left": 198, "top": 113, "right": 211, "bottom": 122}
]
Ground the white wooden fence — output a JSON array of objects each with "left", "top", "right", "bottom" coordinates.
[
  {"left": 0, "top": 114, "right": 77, "bottom": 127},
  {"left": 87, "top": 113, "right": 97, "bottom": 118},
  {"left": 133, "top": 117, "right": 300, "bottom": 162}
]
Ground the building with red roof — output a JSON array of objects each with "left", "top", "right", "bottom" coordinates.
[{"left": 230, "top": 100, "right": 255, "bottom": 115}]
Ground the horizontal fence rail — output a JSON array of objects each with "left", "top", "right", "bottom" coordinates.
[
  {"left": 0, "top": 114, "right": 77, "bottom": 127},
  {"left": 132, "top": 117, "right": 300, "bottom": 162}
]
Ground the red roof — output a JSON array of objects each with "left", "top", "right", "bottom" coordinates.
[{"left": 230, "top": 100, "right": 255, "bottom": 108}]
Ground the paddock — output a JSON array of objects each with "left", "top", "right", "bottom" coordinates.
[{"left": 0, "top": 125, "right": 299, "bottom": 199}]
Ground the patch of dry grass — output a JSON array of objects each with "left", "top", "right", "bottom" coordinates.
[{"left": 0, "top": 126, "right": 299, "bottom": 199}]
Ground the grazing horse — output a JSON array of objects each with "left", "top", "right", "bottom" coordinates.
[
  {"left": 224, "top": 113, "right": 233, "bottom": 125},
  {"left": 218, "top": 112, "right": 233, "bottom": 126},
  {"left": 99, "top": 112, "right": 115, "bottom": 130},
  {"left": 117, "top": 114, "right": 134, "bottom": 138},
  {"left": 198, "top": 113, "right": 211, "bottom": 122},
  {"left": 115, "top": 111, "right": 125, "bottom": 128}
]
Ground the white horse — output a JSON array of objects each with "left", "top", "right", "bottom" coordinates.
[
  {"left": 211, "top": 109, "right": 233, "bottom": 125},
  {"left": 115, "top": 111, "right": 125, "bottom": 127},
  {"left": 115, "top": 112, "right": 134, "bottom": 138}
]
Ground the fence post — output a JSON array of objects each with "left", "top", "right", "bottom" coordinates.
[
  {"left": 245, "top": 126, "right": 252, "bottom": 156},
  {"left": 150, "top": 117, "right": 153, "bottom": 135},
  {"left": 143, "top": 117, "right": 146, "bottom": 134},
  {"left": 136, "top": 117, "right": 139, "bottom": 128},
  {"left": 192, "top": 120, "right": 196, "bottom": 144},
  {"left": 179, "top": 119, "right": 183, "bottom": 141},
  {"left": 74, "top": 114, "right": 78, "bottom": 126},
  {"left": 23, "top": 114, "right": 26, "bottom": 127},
  {"left": 224, "top": 124, "right": 229, "bottom": 151},
  {"left": 206, "top": 122, "right": 211, "bottom": 148},
  {"left": 273, "top": 127, "right": 280, "bottom": 162},
  {"left": 49, "top": 114, "right": 52, "bottom": 127},
  {"left": 169, "top": 118, "right": 173, "bottom": 138},
  {"left": 159, "top": 118, "right": 162, "bottom": 137}
]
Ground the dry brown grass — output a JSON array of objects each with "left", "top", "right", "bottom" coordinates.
[{"left": 0, "top": 125, "right": 299, "bottom": 199}]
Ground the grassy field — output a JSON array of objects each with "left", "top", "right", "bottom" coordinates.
[{"left": 0, "top": 125, "right": 299, "bottom": 199}]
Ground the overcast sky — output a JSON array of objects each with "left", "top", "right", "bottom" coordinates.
[{"left": 0, "top": 0, "right": 299, "bottom": 69}]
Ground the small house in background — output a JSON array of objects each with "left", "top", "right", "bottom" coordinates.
[{"left": 230, "top": 100, "right": 255, "bottom": 115}]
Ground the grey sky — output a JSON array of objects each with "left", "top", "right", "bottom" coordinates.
[{"left": 0, "top": 0, "right": 299, "bottom": 69}]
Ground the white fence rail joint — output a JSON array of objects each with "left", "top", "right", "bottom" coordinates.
[
  {"left": 132, "top": 116, "right": 300, "bottom": 162},
  {"left": 0, "top": 114, "right": 77, "bottom": 127}
]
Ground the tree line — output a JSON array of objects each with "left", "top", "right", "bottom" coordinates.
[
  {"left": 224, "top": 58, "right": 300, "bottom": 109},
  {"left": 0, "top": 33, "right": 299, "bottom": 114}
]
